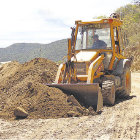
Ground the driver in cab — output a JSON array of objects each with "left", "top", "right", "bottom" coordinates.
[{"left": 91, "top": 34, "right": 107, "bottom": 49}]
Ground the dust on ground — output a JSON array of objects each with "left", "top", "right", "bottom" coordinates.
[
  {"left": 0, "top": 73, "right": 139, "bottom": 139},
  {"left": 0, "top": 58, "right": 92, "bottom": 120}
]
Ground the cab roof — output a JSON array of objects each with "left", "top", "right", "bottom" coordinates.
[{"left": 75, "top": 18, "right": 123, "bottom": 26}]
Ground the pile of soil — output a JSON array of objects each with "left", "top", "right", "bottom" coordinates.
[
  {"left": 124, "top": 45, "right": 140, "bottom": 71},
  {"left": 0, "top": 58, "right": 92, "bottom": 120}
]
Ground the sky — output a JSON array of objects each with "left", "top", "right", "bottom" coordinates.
[{"left": 0, "top": 0, "right": 132, "bottom": 48}]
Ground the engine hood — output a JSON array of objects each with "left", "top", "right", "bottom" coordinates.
[{"left": 71, "top": 50, "right": 98, "bottom": 62}]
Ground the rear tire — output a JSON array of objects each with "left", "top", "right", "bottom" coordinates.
[
  {"left": 121, "top": 66, "right": 131, "bottom": 97},
  {"left": 101, "top": 80, "right": 115, "bottom": 105}
]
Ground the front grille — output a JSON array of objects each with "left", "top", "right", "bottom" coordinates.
[{"left": 74, "top": 62, "right": 87, "bottom": 75}]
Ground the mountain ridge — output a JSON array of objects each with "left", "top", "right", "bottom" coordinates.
[{"left": 0, "top": 39, "right": 68, "bottom": 63}]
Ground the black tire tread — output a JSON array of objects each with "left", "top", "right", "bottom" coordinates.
[
  {"left": 101, "top": 80, "right": 115, "bottom": 105},
  {"left": 102, "top": 80, "right": 114, "bottom": 98}
]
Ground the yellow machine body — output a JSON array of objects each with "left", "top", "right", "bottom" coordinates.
[{"left": 47, "top": 14, "right": 131, "bottom": 112}]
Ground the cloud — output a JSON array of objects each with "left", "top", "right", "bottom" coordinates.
[
  {"left": 0, "top": 0, "right": 132, "bottom": 48},
  {"left": 37, "top": 9, "right": 70, "bottom": 28}
]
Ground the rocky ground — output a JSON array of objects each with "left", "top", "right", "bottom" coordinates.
[{"left": 0, "top": 73, "right": 139, "bottom": 139}]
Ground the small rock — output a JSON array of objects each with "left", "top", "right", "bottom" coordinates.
[
  {"left": 67, "top": 111, "right": 80, "bottom": 117},
  {"left": 14, "top": 107, "right": 28, "bottom": 118}
]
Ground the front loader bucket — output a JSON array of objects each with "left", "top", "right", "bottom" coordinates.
[{"left": 47, "top": 83, "right": 103, "bottom": 112}]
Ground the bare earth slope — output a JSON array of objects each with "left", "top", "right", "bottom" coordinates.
[
  {"left": 0, "top": 73, "right": 140, "bottom": 139},
  {"left": 0, "top": 58, "right": 91, "bottom": 120}
]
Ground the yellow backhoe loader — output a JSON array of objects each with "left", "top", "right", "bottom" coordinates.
[{"left": 47, "top": 13, "right": 132, "bottom": 112}]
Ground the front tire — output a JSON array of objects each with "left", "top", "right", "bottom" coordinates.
[{"left": 101, "top": 80, "right": 115, "bottom": 105}]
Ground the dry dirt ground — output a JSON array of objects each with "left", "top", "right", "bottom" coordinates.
[{"left": 0, "top": 73, "right": 140, "bottom": 140}]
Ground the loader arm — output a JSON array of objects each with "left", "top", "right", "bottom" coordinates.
[
  {"left": 87, "top": 54, "right": 104, "bottom": 83},
  {"left": 54, "top": 63, "right": 65, "bottom": 84}
]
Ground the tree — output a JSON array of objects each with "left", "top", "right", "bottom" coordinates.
[{"left": 116, "top": 4, "right": 140, "bottom": 46}]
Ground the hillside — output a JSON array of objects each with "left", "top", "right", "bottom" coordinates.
[
  {"left": 116, "top": 3, "right": 140, "bottom": 71},
  {"left": 0, "top": 39, "right": 67, "bottom": 63}
]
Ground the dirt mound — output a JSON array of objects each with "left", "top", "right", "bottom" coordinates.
[
  {"left": 0, "top": 61, "right": 21, "bottom": 82},
  {"left": 0, "top": 58, "right": 92, "bottom": 120},
  {"left": 124, "top": 45, "right": 140, "bottom": 71}
]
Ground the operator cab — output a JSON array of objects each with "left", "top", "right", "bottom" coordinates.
[
  {"left": 75, "top": 22, "right": 112, "bottom": 50},
  {"left": 74, "top": 18, "right": 123, "bottom": 70},
  {"left": 75, "top": 21, "right": 113, "bottom": 70}
]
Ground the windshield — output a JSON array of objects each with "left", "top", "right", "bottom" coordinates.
[{"left": 75, "top": 23, "right": 112, "bottom": 50}]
